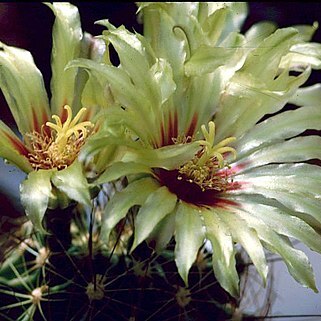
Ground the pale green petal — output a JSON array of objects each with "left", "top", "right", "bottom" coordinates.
[
  {"left": 86, "top": 108, "right": 154, "bottom": 148},
  {"left": 82, "top": 132, "right": 200, "bottom": 170},
  {"left": 216, "top": 66, "right": 310, "bottom": 142},
  {"left": 147, "top": 210, "right": 176, "bottom": 252},
  {"left": 0, "top": 42, "right": 50, "bottom": 134},
  {"left": 235, "top": 200, "right": 321, "bottom": 255},
  {"left": 20, "top": 170, "right": 53, "bottom": 233},
  {"left": 175, "top": 202, "right": 205, "bottom": 285},
  {"left": 292, "top": 22, "right": 319, "bottom": 42},
  {"left": 97, "top": 162, "right": 152, "bottom": 184},
  {"left": 0, "top": 121, "right": 32, "bottom": 172},
  {"left": 230, "top": 185, "right": 321, "bottom": 227},
  {"left": 235, "top": 165, "right": 321, "bottom": 197},
  {"left": 121, "top": 141, "right": 200, "bottom": 170},
  {"left": 201, "top": 7, "right": 228, "bottom": 45},
  {"left": 200, "top": 2, "right": 248, "bottom": 42},
  {"left": 67, "top": 59, "right": 157, "bottom": 140},
  {"left": 235, "top": 136, "right": 321, "bottom": 172},
  {"left": 150, "top": 58, "right": 176, "bottom": 104},
  {"left": 201, "top": 210, "right": 239, "bottom": 298},
  {"left": 235, "top": 106, "right": 321, "bottom": 159},
  {"left": 105, "top": 26, "right": 160, "bottom": 105},
  {"left": 80, "top": 132, "right": 139, "bottom": 161},
  {"left": 214, "top": 28, "right": 312, "bottom": 141},
  {"left": 139, "top": 2, "right": 186, "bottom": 99},
  {"left": 101, "top": 177, "right": 159, "bottom": 243},
  {"left": 131, "top": 186, "right": 177, "bottom": 251},
  {"left": 73, "top": 33, "right": 109, "bottom": 113},
  {"left": 237, "top": 28, "right": 298, "bottom": 81},
  {"left": 234, "top": 207, "right": 318, "bottom": 292},
  {"left": 244, "top": 21, "right": 277, "bottom": 48},
  {"left": 281, "top": 42, "right": 321, "bottom": 70},
  {"left": 232, "top": 164, "right": 321, "bottom": 224},
  {"left": 46, "top": 2, "right": 82, "bottom": 115},
  {"left": 289, "top": 83, "right": 321, "bottom": 106},
  {"left": 0, "top": 146, "right": 32, "bottom": 174},
  {"left": 185, "top": 45, "right": 243, "bottom": 77},
  {"left": 51, "top": 160, "right": 91, "bottom": 206},
  {"left": 217, "top": 208, "right": 268, "bottom": 284}
]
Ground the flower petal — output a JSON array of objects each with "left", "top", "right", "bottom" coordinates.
[
  {"left": 0, "top": 42, "right": 50, "bottom": 134},
  {"left": 234, "top": 106, "right": 321, "bottom": 159},
  {"left": 234, "top": 207, "right": 318, "bottom": 292},
  {"left": 73, "top": 33, "right": 108, "bottom": 114},
  {"left": 97, "top": 162, "right": 152, "bottom": 184},
  {"left": 216, "top": 66, "right": 311, "bottom": 141},
  {"left": 201, "top": 209, "right": 239, "bottom": 298},
  {"left": 231, "top": 164, "right": 321, "bottom": 225},
  {"left": 106, "top": 26, "right": 160, "bottom": 105},
  {"left": 46, "top": 2, "right": 82, "bottom": 116},
  {"left": 20, "top": 169, "right": 53, "bottom": 233},
  {"left": 235, "top": 164, "right": 321, "bottom": 198},
  {"left": 101, "top": 177, "right": 159, "bottom": 243},
  {"left": 131, "top": 186, "right": 177, "bottom": 251},
  {"left": 67, "top": 59, "right": 157, "bottom": 140},
  {"left": 281, "top": 42, "right": 321, "bottom": 70},
  {"left": 121, "top": 141, "right": 201, "bottom": 170},
  {"left": 235, "top": 200, "right": 321, "bottom": 255},
  {"left": 147, "top": 210, "right": 176, "bottom": 252},
  {"left": 214, "top": 28, "right": 316, "bottom": 141},
  {"left": 175, "top": 202, "right": 205, "bottom": 285},
  {"left": 235, "top": 136, "right": 321, "bottom": 172},
  {"left": 184, "top": 45, "right": 243, "bottom": 77},
  {"left": 217, "top": 208, "right": 268, "bottom": 285},
  {"left": 51, "top": 160, "right": 91, "bottom": 206},
  {"left": 289, "top": 83, "right": 321, "bottom": 107},
  {"left": 0, "top": 121, "right": 32, "bottom": 172},
  {"left": 244, "top": 21, "right": 277, "bottom": 48}
]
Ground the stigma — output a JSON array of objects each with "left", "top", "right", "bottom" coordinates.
[{"left": 25, "top": 105, "right": 94, "bottom": 170}]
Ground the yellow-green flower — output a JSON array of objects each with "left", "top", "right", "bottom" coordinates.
[
  {"left": 73, "top": 2, "right": 321, "bottom": 297},
  {"left": 0, "top": 3, "right": 108, "bottom": 232}
]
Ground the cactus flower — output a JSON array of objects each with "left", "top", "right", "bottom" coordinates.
[
  {"left": 0, "top": 3, "right": 107, "bottom": 232},
  {"left": 71, "top": 2, "right": 321, "bottom": 297}
]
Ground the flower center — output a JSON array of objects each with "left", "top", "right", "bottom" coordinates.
[
  {"left": 156, "top": 121, "right": 237, "bottom": 206},
  {"left": 25, "top": 105, "right": 94, "bottom": 170}
]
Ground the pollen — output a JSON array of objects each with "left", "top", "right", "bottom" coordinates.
[
  {"left": 178, "top": 121, "right": 236, "bottom": 192},
  {"left": 25, "top": 105, "right": 94, "bottom": 170}
]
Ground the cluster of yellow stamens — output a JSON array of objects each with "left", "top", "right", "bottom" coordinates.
[
  {"left": 25, "top": 105, "right": 94, "bottom": 170},
  {"left": 178, "top": 121, "right": 236, "bottom": 191}
]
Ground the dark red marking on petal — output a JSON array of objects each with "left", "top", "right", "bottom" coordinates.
[
  {"left": 82, "top": 108, "right": 92, "bottom": 121},
  {"left": 159, "top": 121, "right": 165, "bottom": 148},
  {"left": 154, "top": 168, "right": 239, "bottom": 208},
  {"left": 173, "top": 110, "right": 178, "bottom": 140},
  {"left": 60, "top": 101, "right": 69, "bottom": 123},
  {"left": 4, "top": 132, "right": 29, "bottom": 156},
  {"left": 215, "top": 198, "right": 239, "bottom": 208},
  {"left": 168, "top": 112, "right": 174, "bottom": 144},
  {"left": 32, "top": 108, "right": 41, "bottom": 133},
  {"left": 186, "top": 114, "right": 198, "bottom": 137},
  {"left": 226, "top": 162, "right": 249, "bottom": 176},
  {"left": 167, "top": 111, "right": 178, "bottom": 145},
  {"left": 42, "top": 114, "right": 52, "bottom": 137}
]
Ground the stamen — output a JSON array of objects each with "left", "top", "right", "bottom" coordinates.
[
  {"left": 25, "top": 105, "right": 94, "bottom": 171},
  {"left": 177, "top": 121, "right": 236, "bottom": 191}
]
